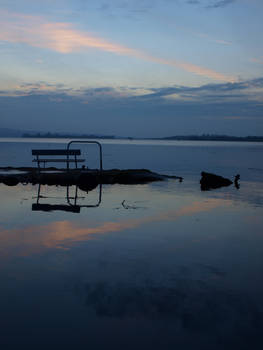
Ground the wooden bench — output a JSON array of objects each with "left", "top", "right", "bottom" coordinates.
[{"left": 32, "top": 149, "right": 85, "bottom": 169}]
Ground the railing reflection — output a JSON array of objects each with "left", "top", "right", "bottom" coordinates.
[{"left": 32, "top": 183, "right": 102, "bottom": 212}]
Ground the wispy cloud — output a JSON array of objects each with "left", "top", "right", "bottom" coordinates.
[
  {"left": 0, "top": 10, "right": 235, "bottom": 82},
  {"left": 186, "top": 0, "right": 236, "bottom": 8},
  {"left": 250, "top": 57, "right": 263, "bottom": 65},
  {"left": 1, "top": 79, "right": 262, "bottom": 136},
  {"left": 0, "top": 10, "right": 136, "bottom": 55},
  {"left": 130, "top": 77, "right": 263, "bottom": 103},
  {"left": 153, "top": 16, "right": 232, "bottom": 46},
  {"left": 207, "top": 0, "right": 236, "bottom": 9},
  {"left": 1, "top": 77, "right": 263, "bottom": 104},
  {"left": 0, "top": 81, "right": 71, "bottom": 97},
  {"left": 187, "top": 0, "right": 200, "bottom": 4},
  {"left": 196, "top": 32, "right": 232, "bottom": 45},
  {"left": 98, "top": 0, "right": 154, "bottom": 16}
]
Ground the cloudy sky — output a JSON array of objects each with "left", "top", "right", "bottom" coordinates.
[{"left": 0, "top": 0, "right": 262, "bottom": 137}]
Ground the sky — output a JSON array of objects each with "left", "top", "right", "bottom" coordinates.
[{"left": 0, "top": 0, "right": 262, "bottom": 137}]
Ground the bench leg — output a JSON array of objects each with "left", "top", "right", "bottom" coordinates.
[
  {"left": 36, "top": 155, "right": 40, "bottom": 171},
  {"left": 74, "top": 186, "right": 78, "bottom": 205}
]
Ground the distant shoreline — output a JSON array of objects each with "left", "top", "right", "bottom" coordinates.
[
  {"left": 155, "top": 135, "right": 263, "bottom": 142},
  {"left": 0, "top": 130, "right": 263, "bottom": 142},
  {"left": 20, "top": 133, "right": 263, "bottom": 142},
  {"left": 22, "top": 133, "right": 116, "bottom": 140}
]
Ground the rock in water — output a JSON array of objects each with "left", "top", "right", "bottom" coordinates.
[
  {"left": 234, "top": 174, "right": 240, "bottom": 189},
  {"left": 200, "top": 171, "right": 233, "bottom": 191},
  {"left": 2, "top": 176, "right": 19, "bottom": 186}
]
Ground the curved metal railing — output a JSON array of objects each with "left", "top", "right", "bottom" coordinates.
[{"left": 66, "top": 140, "right": 103, "bottom": 172}]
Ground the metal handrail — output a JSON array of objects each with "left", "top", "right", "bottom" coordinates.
[
  {"left": 66, "top": 140, "right": 103, "bottom": 172},
  {"left": 66, "top": 183, "right": 102, "bottom": 208}
]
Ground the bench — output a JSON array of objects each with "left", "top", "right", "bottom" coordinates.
[{"left": 32, "top": 149, "right": 85, "bottom": 169}]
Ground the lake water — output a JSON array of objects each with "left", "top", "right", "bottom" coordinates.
[{"left": 0, "top": 138, "right": 263, "bottom": 349}]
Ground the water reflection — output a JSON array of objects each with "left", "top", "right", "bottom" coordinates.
[
  {"left": 0, "top": 198, "right": 228, "bottom": 257},
  {"left": 1, "top": 180, "right": 263, "bottom": 349},
  {"left": 32, "top": 183, "right": 102, "bottom": 212}
]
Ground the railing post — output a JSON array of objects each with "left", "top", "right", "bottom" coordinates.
[{"left": 66, "top": 140, "right": 103, "bottom": 173}]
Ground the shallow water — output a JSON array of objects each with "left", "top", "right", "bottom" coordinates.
[{"left": 0, "top": 139, "right": 263, "bottom": 349}]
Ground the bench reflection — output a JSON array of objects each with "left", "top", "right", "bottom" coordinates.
[{"left": 32, "top": 183, "right": 102, "bottom": 212}]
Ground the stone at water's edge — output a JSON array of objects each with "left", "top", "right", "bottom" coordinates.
[
  {"left": 0, "top": 167, "right": 182, "bottom": 189},
  {"left": 200, "top": 171, "right": 233, "bottom": 191},
  {"left": 2, "top": 177, "right": 19, "bottom": 186}
]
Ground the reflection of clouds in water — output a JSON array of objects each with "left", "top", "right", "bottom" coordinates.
[
  {"left": 0, "top": 198, "right": 227, "bottom": 257},
  {"left": 76, "top": 279, "right": 262, "bottom": 341}
]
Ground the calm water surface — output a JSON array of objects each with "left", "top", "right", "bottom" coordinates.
[{"left": 0, "top": 139, "right": 263, "bottom": 349}]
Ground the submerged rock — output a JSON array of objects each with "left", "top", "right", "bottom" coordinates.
[{"left": 200, "top": 171, "right": 233, "bottom": 191}]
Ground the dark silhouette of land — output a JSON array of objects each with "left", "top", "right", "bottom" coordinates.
[
  {"left": 22, "top": 132, "right": 263, "bottom": 142},
  {"left": 1, "top": 128, "right": 263, "bottom": 142},
  {"left": 159, "top": 134, "right": 263, "bottom": 142},
  {"left": 23, "top": 132, "right": 116, "bottom": 139}
]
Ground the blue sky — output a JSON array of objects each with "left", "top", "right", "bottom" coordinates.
[{"left": 0, "top": 0, "right": 262, "bottom": 136}]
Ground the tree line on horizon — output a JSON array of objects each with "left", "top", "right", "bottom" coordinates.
[{"left": 22, "top": 132, "right": 263, "bottom": 142}]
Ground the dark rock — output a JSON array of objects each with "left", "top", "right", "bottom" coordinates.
[
  {"left": 200, "top": 171, "right": 233, "bottom": 191},
  {"left": 77, "top": 173, "right": 98, "bottom": 192},
  {"left": 2, "top": 176, "right": 19, "bottom": 186},
  {"left": 234, "top": 174, "right": 240, "bottom": 189}
]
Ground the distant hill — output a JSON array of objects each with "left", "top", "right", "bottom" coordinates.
[
  {"left": 1, "top": 129, "right": 263, "bottom": 142},
  {"left": 159, "top": 134, "right": 263, "bottom": 142},
  {"left": 22, "top": 132, "right": 116, "bottom": 139}
]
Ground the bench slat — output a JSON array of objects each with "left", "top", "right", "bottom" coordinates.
[
  {"left": 32, "top": 203, "right": 80, "bottom": 213},
  {"left": 32, "top": 149, "right": 81, "bottom": 156}
]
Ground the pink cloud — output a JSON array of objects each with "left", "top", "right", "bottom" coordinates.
[
  {"left": 0, "top": 10, "right": 236, "bottom": 82},
  {"left": 250, "top": 57, "right": 263, "bottom": 65}
]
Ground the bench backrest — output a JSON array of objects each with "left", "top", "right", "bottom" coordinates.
[{"left": 32, "top": 149, "right": 81, "bottom": 156}]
